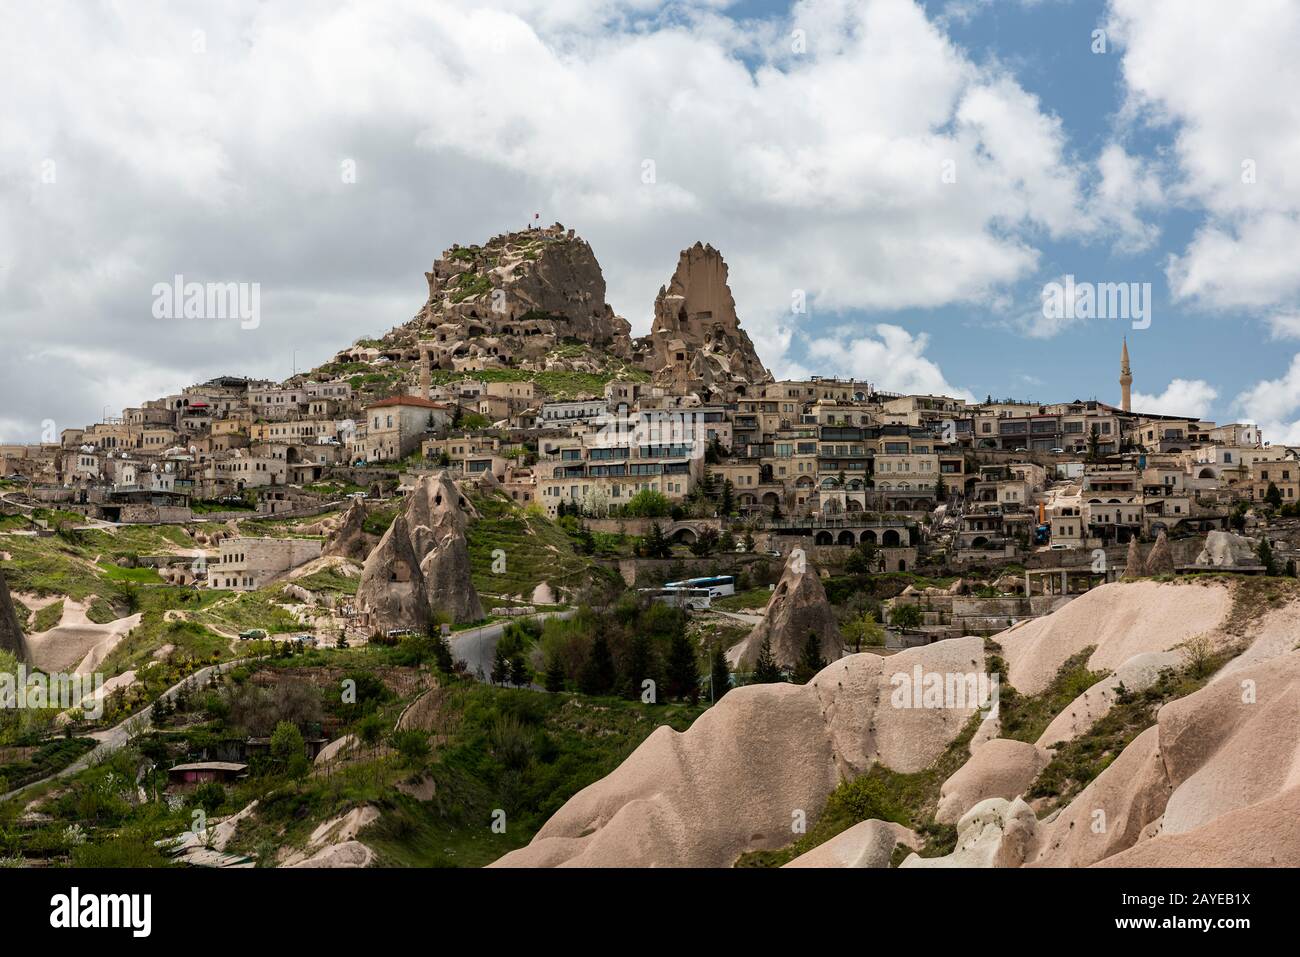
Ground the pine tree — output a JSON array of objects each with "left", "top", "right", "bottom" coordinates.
[
  {"left": 544, "top": 656, "right": 566, "bottom": 693},
  {"left": 720, "top": 479, "right": 735, "bottom": 517},
  {"left": 490, "top": 646, "right": 510, "bottom": 686},
  {"left": 665, "top": 631, "right": 700, "bottom": 703},
  {"left": 1266, "top": 481, "right": 1283, "bottom": 509},
  {"left": 643, "top": 521, "right": 671, "bottom": 559},
  {"left": 1258, "top": 536, "right": 1279, "bottom": 576},
  {"left": 709, "top": 645, "right": 731, "bottom": 703},
  {"left": 578, "top": 633, "right": 617, "bottom": 696},
  {"left": 620, "top": 631, "right": 658, "bottom": 701},
  {"left": 792, "top": 630, "right": 827, "bottom": 684},
  {"left": 751, "top": 634, "right": 784, "bottom": 684},
  {"left": 509, "top": 654, "right": 529, "bottom": 687}
]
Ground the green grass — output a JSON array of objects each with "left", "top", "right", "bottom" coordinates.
[
  {"left": 30, "top": 600, "right": 65, "bottom": 633},
  {"left": 1025, "top": 642, "right": 1242, "bottom": 812},
  {"left": 735, "top": 713, "right": 983, "bottom": 867},
  {"left": 468, "top": 492, "right": 607, "bottom": 597},
  {"left": 0, "top": 737, "right": 96, "bottom": 793},
  {"left": 293, "top": 568, "right": 359, "bottom": 596},
  {"left": 85, "top": 596, "right": 121, "bottom": 624},
  {"left": 712, "top": 587, "right": 772, "bottom": 612},
  {"left": 991, "top": 645, "right": 1107, "bottom": 746},
  {"left": 363, "top": 684, "right": 705, "bottom": 867},
  {"left": 96, "top": 562, "right": 164, "bottom": 583}
]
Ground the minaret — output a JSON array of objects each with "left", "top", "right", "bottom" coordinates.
[
  {"left": 1119, "top": 337, "right": 1132, "bottom": 413},
  {"left": 418, "top": 343, "right": 431, "bottom": 399}
]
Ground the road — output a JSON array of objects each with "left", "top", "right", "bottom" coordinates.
[
  {"left": 0, "top": 658, "right": 246, "bottom": 805},
  {"left": 450, "top": 609, "right": 576, "bottom": 680}
]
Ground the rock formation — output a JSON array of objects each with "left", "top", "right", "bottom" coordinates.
[
  {"left": 1194, "top": 530, "right": 1258, "bottom": 569},
  {"left": 356, "top": 473, "right": 484, "bottom": 631},
  {"left": 734, "top": 552, "right": 842, "bottom": 669},
  {"left": 640, "top": 242, "right": 771, "bottom": 394},
  {"left": 490, "top": 638, "right": 987, "bottom": 868},
  {"left": 323, "top": 497, "right": 373, "bottom": 562},
  {"left": 783, "top": 819, "right": 917, "bottom": 868},
  {"left": 902, "top": 797, "right": 1040, "bottom": 868},
  {"left": 1122, "top": 537, "right": 1143, "bottom": 579},
  {"left": 492, "top": 582, "right": 1300, "bottom": 869},
  {"left": 935, "top": 738, "right": 1050, "bottom": 825},
  {"left": 0, "top": 572, "right": 31, "bottom": 664},
  {"left": 997, "top": 580, "right": 1229, "bottom": 696},
  {"left": 412, "top": 224, "right": 632, "bottom": 373},
  {"left": 1143, "top": 529, "right": 1175, "bottom": 575}
]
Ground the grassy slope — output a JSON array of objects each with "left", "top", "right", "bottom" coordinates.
[{"left": 467, "top": 492, "right": 604, "bottom": 599}]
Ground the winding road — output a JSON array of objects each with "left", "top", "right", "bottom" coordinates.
[{"left": 449, "top": 609, "right": 576, "bottom": 680}]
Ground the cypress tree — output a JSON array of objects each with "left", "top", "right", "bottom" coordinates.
[
  {"left": 620, "top": 631, "right": 658, "bottom": 701},
  {"left": 578, "top": 633, "right": 617, "bottom": 695},
  {"left": 509, "top": 654, "right": 529, "bottom": 687},
  {"left": 751, "top": 634, "right": 784, "bottom": 684},
  {"left": 490, "top": 646, "right": 510, "bottom": 686},
  {"left": 665, "top": 631, "right": 699, "bottom": 703},
  {"left": 709, "top": 644, "right": 731, "bottom": 703},
  {"left": 792, "top": 630, "right": 827, "bottom": 684},
  {"left": 544, "top": 655, "right": 566, "bottom": 693}
]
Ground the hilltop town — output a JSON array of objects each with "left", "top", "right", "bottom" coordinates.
[
  {"left": 1, "top": 225, "right": 1297, "bottom": 870},
  {"left": 3, "top": 225, "right": 1292, "bottom": 587}
]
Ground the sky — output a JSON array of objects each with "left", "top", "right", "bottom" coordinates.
[{"left": 1, "top": 0, "right": 1297, "bottom": 443}]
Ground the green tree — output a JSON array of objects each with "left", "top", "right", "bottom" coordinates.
[
  {"left": 490, "top": 647, "right": 510, "bottom": 686},
  {"left": 578, "top": 633, "right": 617, "bottom": 695},
  {"left": 640, "top": 522, "right": 672, "bottom": 559},
  {"left": 544, "top": 655, "right": 566, "bottom": 693},
  {"left": 792, "top": 630, "right": 827, "bottom": 684},
  {"left": 625, "top": 488, "right": 671, "bottom": 518},
  {"left": 889, "top": 603, "right": 923, "bottom": 629},
  {"left": 845, "top": 540, "right": 879, "bottom": 575},
  {"left": 720, "top": 479, "right": 735, "bottom": 517},
  {"left": 509, "top": 653, "right": 530, "bottom": 687},
  {"left": 688, "top": 526, "right": 720, "bottom": 557},
  {"left": 709, "top": 644, "right": 731, "bottom": 703},
  {"left": 1266, "top": 481, "right": 1283, "bottom": 509},
  {"left": 751, "top": 635, "right": 784, "bottom": 684},
  {"left": 427, "top": 624, "right": 455, "bottom": 673},
  {"left": 665, "top": 632, "right": 700, "bottom": 703},
  {"left": 1086, "top": 425, "right": 1101, "bottom": 463},
  {"left": 620, "top": 631, "right": 659, "bottom": 701},
  {"left": 269, "top": 720, "right": 308, "bottom": 778},
  {"left": 842, "top": 612, "right": 885, "bottom": 652},
  {"left": 1230, "top": 501, "right": 1248, "bottom": 532},
  {"left": 1258, "top": 536, "right": 1279, "bottom": 576}
]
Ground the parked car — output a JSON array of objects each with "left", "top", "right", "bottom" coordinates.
[
  {"left": 238, "top": 629, "right": 268, "bottom": 641},
  {"left": 1049, "top": 448, "right": 1065, "bottom": 454}
]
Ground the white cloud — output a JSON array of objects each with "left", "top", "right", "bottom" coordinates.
[
  {"left": 804, "top": 323, "right": 975, "bottom": 400},
  {"left": 1092, "top": 142, "right": 1163, "bottom": 253},
  {"left": 0, "top": 0, "right": 1101, "bottom": 437},
  {"left": 1130, "top": 378, "right": 1218, "bottom": 419},
  {"left": 1109, "top": 0, "right": 1300, "bottom": 311},
  {"left": 1235, "top": 355, "right": 1300, "bottom": 445},
  {"left": 1266, "top": 312, "right": 1300, "bottom": 339}
]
